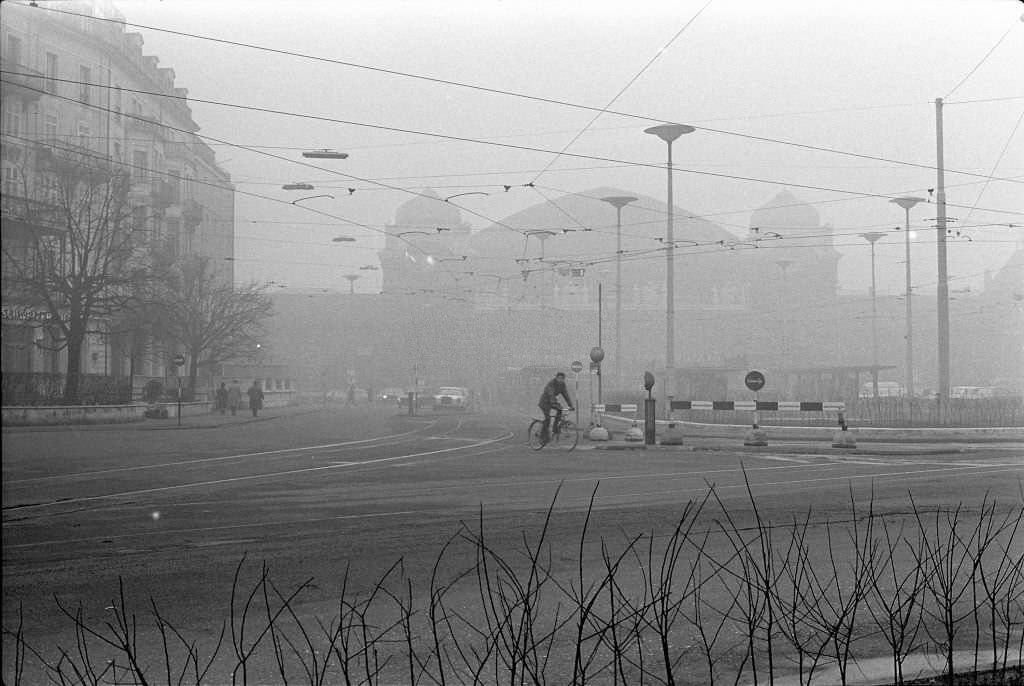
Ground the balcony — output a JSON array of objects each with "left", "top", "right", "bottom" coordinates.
[{"left": 125, "top": 114, "right": 166, "bottom": 140}]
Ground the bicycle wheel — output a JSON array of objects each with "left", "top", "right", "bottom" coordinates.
[
  {"left": 528, "top": 419, "right": 546, "bottom": 450},
  {"left": 555, "top": 420, "right": 579, "bottom": 451}
]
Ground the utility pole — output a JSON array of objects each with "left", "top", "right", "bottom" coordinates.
[{"left": 935, "top": 98, "right": 951, "bottom": 409}]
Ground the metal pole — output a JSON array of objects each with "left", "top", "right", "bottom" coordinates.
[
  {"left": 615, "top": 208, "right": 622, "bottom": 379},
  {"left": 870, "top": 240, "right": 879, "bottom": 396},
  {"left": 597, "top": 283, "right": 603, "bottom": 404},
  {"left": 666, "top": 140, "right": 676, "bottom": 377},
  {"left": 903, "top": 205, "right": 914, "bottom": 400},
  {"left": 935, "top": 97, "right": 951, "bottom": 408}
]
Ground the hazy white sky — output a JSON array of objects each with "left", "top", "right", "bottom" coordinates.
[{"left": 110, "top": 0, "right": 1023, "bottom": 294}]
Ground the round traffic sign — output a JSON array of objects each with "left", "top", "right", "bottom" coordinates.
[
  {"left": 589, "top": 346, "right": 605, "bottom": 363},
  {"left": 173, "top": 354, "right": 186, "bottom": 367},
  {"left": 570, "top": 360, "right": 583, "bottom": 373},
  {"left": 744, "top": 370, "right": 766, "bottom": 392}
]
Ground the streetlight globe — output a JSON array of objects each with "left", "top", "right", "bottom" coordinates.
[
  {"left": 890, "top": 196, "right": 926, "bottom": 210},
  {"left": 643, "top": 123, "right": 695, "bottom": 143},
  {"left": 601, "top": 196, "right": 638, "bottom": 209},
  {"left": 860, "top": 231, "right": 886, "bottom": 244}
]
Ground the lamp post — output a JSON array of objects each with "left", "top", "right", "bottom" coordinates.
[
  {"left": 890, "top": 196, "right": 926, "bottom": 400},
  {"left": 644, "top": 124, "right": 695, "bottom": 392},
  {"left": 860, "top": 232, "right": 887, "bottom": 397},
  {"left": 601, "top": 195, "right": 637, "bottom": 384}
]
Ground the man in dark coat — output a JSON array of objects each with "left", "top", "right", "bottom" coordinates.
[
  {"left": 538, "top": 372, "right": 574, "bottom": 442},
  {"left": 247, "top": 381, "right": 264, "bottom": 417}
]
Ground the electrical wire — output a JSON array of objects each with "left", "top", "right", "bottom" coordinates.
[{"left": 12, "top": 4, "right": 1024, "bottom": 184}]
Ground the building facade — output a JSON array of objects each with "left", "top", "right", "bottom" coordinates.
[{"left": 1, "top": 0, "right": 234, "bottom": 390}]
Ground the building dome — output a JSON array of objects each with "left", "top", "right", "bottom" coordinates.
[
  {"left": 392, "top": 189, "right": 467, "bottom": 233},
  {"left": 749, "top": 190, "right": 823, "bottom": 236}
]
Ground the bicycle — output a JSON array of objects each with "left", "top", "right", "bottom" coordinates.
[{"left": 528, "top": 407, "right": 579, "bottom": 451}]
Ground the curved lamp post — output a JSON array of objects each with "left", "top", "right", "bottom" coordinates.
[
  {"left": 644, "top": 124, "right": 695, "bottom": 386},
  {"left": 890, "top": 196, "right": 926, "bottom": 400},
  {"left": 860, "top": 232, "right": 887, "bottom": 397},
  {"left": 601, "top": 195, "right": 637, "bottom": 380}
]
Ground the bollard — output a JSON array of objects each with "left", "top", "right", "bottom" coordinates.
[
  {"left": 743, "top": 423, "right": 768, "bottom": 447},
  {"left": 831, "top": 410, "right": 857, "bottom": 449},
  {"left": 661, "top": 421, "right": 684, "bottom": 446},
  {"left": 644, "top": 398, "right": 657, "bottom": 445}
]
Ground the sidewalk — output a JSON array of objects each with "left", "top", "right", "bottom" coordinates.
[{"left": 1, "top": 402, "right": 331, "bottom": 432}]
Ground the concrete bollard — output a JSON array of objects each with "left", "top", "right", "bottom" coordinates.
[
  {"left": 831, "top": 428, "right": 857, "bottom": 449},
  {"left": 660, "top": 422, "right": 684, "bottom": 446},
  {"left": 831, "top": 410, "right": 856, "bottom": 448},
  {"left": 743, "top": 425, "right": 768, "bottom": 447},
  {"left": 624, "top": 422, "right": 644, "bottom": 441}
]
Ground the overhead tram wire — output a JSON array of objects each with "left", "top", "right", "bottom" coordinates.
[
  {"left": 944, "top": 15, "right": 1021, "bottom": 100},
  {"left": 8, "top": 71, "right": 1023, "bottom": 203},
  {"left": 0, "top": 79, "right": 527, "bottom": 250},
  {"left": 526, "top": 0, "right": 714, "bottom": 187},
  {"left": 23, "top": 4, "right": 1024, "bottom": 185},
  {"left": 7, "top": 74, "right": 1021, "bottom": 238}
]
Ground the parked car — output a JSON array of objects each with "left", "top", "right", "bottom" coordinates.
[{"left": 433, "top": 386, "right": 470, "bottom": 410}]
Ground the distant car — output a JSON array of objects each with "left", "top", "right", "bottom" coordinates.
[
  {"left": 398, "top": 389, "right": 435, "bottom": 409},
  {"left": 379, "top": 387, "right": 405, "bottom": 404},
  {"left": 433, "top": 386, "right": 470, "bottom": 410}
]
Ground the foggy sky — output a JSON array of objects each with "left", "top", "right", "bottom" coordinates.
[{"left": 111, "top": 0, "right": 1023, "bottom": 295}]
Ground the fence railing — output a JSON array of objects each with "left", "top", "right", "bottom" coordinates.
[{"left": 1, "top": 372, "right": 132, "bottom": 406}]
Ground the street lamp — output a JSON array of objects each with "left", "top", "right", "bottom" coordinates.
[
  {"left": 890, "top": 196, "right": 926, "bottom": 400},
  {"left": 343, "top": 274, "right": 360, "bottom": 294},
  {"left": 644, "top": 123, "right": 695, "bottom": 389},
  {"left": 302, "top": 149, "right": 348, "bottom": 159},
  {"left": 860, "top": 231, "right": 887, "bottom": 397},
  {"left": 601, "top": 195, "right": 637, "bottom": 381}
]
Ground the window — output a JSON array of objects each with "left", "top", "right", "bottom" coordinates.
[
  {"left": 6, "top": 35, "right": 22, "bottom": 64},
  {"left": 45, "top": 52, "right": 59, "bottom": 93},
  {"left": 2, "top": 99, "right": 22, "bottom": 137},
  {"left": 2, "top": 165, "right": 23, "bottom": 196},
  {"left": 77, "top": 121, "right": 91, "bottom": 147},
  {"left": 79, "top": 65, "right": 91, "bottom": 103},
  {"left": 43, "top": 112, "right": 58, "bottom": 141},
  {"left": 132, "top": 150, "right": 149, "bottom": 179}
]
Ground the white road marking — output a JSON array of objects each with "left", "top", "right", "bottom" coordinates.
[
  {"left": 3, "top": 431, "right": 515, "bottom": 511},
  {"left": 3, "top": 422, "right": 443, "bottom": 484}
]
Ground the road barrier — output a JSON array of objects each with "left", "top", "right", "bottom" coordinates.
[{"left": 593, "top": 400, "right": 852, "bottom": 448}]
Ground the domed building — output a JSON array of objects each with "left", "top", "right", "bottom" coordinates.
[
  {"left": 378, "top": 189, "right": 472, "bottom": 295},
  {"left": 742, "top": 190, "right": 841, "bottom": 310},
  {"left": 464, "top": 186, "right": 740, "bottom": 314}
]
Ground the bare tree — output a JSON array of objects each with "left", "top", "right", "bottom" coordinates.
[
  {"left": 1, "top": 148, "right": 148, "bottom": 403},
  {"left": 143, "top": 250, "right": 273, "bottom": 399}
]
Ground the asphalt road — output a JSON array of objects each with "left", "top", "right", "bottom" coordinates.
[{"left": 3, "top": 405, "right": 1022, "bottom": 683}]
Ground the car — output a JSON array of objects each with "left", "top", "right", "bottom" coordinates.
[
  {"left": 398, "top": 388, "right": 435, "bottom": 409},
  {"left": 379, "top": 387, "right": 405, "bottom": 404},
  {"left": 433, "top": 386, "right": 470, "bottom": 410}
]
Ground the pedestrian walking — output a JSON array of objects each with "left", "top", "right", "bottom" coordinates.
[
  {"left": 215, "top": 382, "right": 228, "bottom": 415},
  {"left": 227, "top": 380, "right": 242, "bottom": 416},
  {"left": 247, "top": 380, "right": 264, "bottom": 417}
]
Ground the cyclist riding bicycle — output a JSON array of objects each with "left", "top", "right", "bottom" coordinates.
[{"left": 538, "top": 372, "right": 575, "bottom": 443}]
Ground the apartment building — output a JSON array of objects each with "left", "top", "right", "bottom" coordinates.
[{"left": 1, "top": 0, "right": 233, "bottom": 385}]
